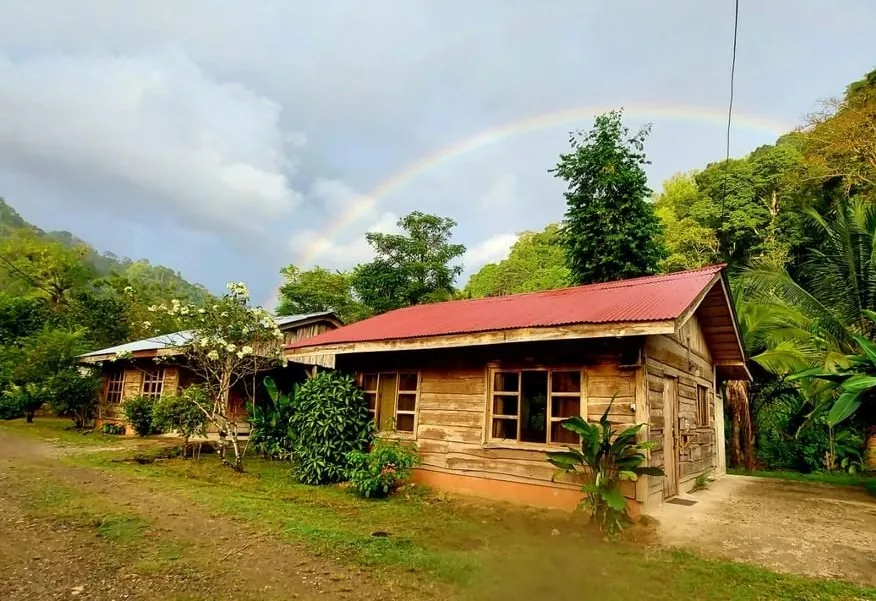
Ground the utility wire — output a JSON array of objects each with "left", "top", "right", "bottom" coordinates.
[
  {"left": 0, "top": 251, "right": 54, "bottom": 296},
  {"left": 719, "top": 0, "right": 740, "bottom": 241}
]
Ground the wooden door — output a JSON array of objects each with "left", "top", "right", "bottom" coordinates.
[
  {"left": 663, "top": 376, "right": 679, "bottom": 498},
  {"left": 377, "top": 373, "right": 398, "bottom": 432}
]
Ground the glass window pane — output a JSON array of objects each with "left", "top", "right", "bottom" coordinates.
[
  {"left": 551, "top": 421, "right": 580, "bottom": 445},
  {"left": 364, "top": 392, "right": 377, "bottom": 410},
  {"left": 398, "top": 373, "right": 418, "bottom": 391},
  {"left": 396, "top": 414, "right": 415, "bottom": 432},
  {"left": 397, "top": 393, "right": 417, "bottom": 412},
  {"left": 492, "top": 395, "right": 518, "bottom": 416},
  {"left": 491, "top": 418, "right": 517, "bottom": 439},
  {"left": 494, "top": 372, "right": 519, "bottom": 393},
  {"left": 363, "top": 374, "right": 378, "bottom": 391},
  {"left": 551, "top": 396, "right": 580, "bottom": 419},
  {"left": 520, "top": 371, "right": 548, "bottom": 444},
  {"left": 551, "top": 371, "right": 581, "bottom": 393}
]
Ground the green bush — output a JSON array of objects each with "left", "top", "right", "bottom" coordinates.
[
  {"left": 46, "top": 369, "right": 101, "bottom": 429},
  {"left": 345, "top": 439, "right": 420, "bottom": 498},
  {"left": 122, "top": 395, "right": 158, "bottom": 436},
  {"left": 101, "top": 422, "right": 126, "bottom": 435},
  {"left": 289, "top": 371, "right": 373, "bottom": 485},
  {"left": 250, "top": 377, "right": 296, "bottom": 460},
  {"left": 2, "top": 383, "right": 46, "bottom": 422},
  {"left": 152, "top": 386, "right": 208, "bottom": 455},
  {"left": 0, "top": 391, "right": 24, "bottom": 420}
]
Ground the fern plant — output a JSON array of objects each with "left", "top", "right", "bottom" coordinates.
[{"left": 546, "top": 399, "right": 663, "bottom": 534}]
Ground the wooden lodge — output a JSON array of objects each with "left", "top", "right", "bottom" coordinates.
[
  {"left": 286, "top": 266, "right": 748, "bottom": 512},
  {"left": 78, "top": 312, "right": 341, "bottom": 432}
]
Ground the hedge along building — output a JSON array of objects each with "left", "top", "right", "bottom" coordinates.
[
  {"left": 286, "top": 266, "right": 749, "bottom": 513},
  {"left": 78, "top": 312, "right": 342, "bottom": 432}
]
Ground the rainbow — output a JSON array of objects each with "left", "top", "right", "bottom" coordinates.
[{"left": 297, "top": 103, "right": 793, "bottom": 266}]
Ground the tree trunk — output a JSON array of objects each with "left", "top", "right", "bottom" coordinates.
[
  {"left": 25, "top": 411, "right": 34, "bottom": 424},
  {"left": 726, "top": 380, "right": 755, "bottom": 471},
  {"left": 866, "top": 424, "right": 876, "bottom": 472}
]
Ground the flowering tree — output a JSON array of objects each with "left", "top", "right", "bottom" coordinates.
[{"left": 145, "top": 282, "right": 285, "bottom": 470}]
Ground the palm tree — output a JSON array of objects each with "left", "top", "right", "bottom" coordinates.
[{"left": 738, "top": 198, "right": 876, "bottom": 469}]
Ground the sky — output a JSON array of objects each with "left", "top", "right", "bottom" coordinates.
[{"left": 1, "top": 1, "right": 874, "bottom": 307}]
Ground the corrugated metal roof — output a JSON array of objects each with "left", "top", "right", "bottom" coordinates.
[
  {"left": 287, "top": 265, "right": 725, "bottom": 349},
  {"left": 80, "top": 312, "right": 337, "bottom": 358}
]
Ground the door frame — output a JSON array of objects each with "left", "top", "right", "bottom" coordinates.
[{"left": 663, "top": 375, "right": 680, "bottom": 499}]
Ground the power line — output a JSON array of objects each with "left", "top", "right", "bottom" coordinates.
[
  {"left": 0, "top": 251, "right": 54, "bottom": 296},
  {"left": 719, "top": 0, "right": 740, "bottom": 243}
]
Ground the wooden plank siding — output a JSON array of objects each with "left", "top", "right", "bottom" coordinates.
[
  {"left": 644, "top": 311, "right": 718, "bottom": 507},
  {"left": 336, "top": 339, "right": 643, "bottom": 500}
]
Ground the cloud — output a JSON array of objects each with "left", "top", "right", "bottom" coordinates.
[
  {"left": 0, "top": 51, "right": 302, "bottom": 232},
  {"left": 462, "top": 233, "right": 518, "bottom": 273},
  {"left": 288, "top": 179, "right": 401, "bottom": 270}
]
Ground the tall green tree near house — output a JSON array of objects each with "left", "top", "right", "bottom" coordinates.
[
  {"left": 465, "top": 224, "right": 570, "bottom": 297},
  {"left": 551, "top": 109, "right": 666, "bottom": 284},
  {"left": 351, "top": 211, "right": 466, "bottom": 313},
  {"left": 276, "top": 265, "right": 371, "bottom": 324}
]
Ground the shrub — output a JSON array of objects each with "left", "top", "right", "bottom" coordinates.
[
  {"left": 2, "top": 383, "right": 46, "bottom": 423},
  {"left": 152, "top": 386, "right": 208, "bottom": 456},
  {"left": 289, "top": 371, "right": 373, "bottom": 485},
  {"left": 547, "top": 399, "right": 663, "bottom": 534},
  {"left": 122, "top": 395, "right": 158, "bottom": 436},
  {"left": 46, "top": 369, "right": 101, "bottom": 429},
  {"left": 101, "top": 422, "right": 126, "bottom": 435},
  {"left": 250, "top": 377, "right": 296, "bottom": 460},
  {"left": 345, "top": 439, "right": 419, "bottom": 498},
  {"left": 0, "top": 390, "right": 24, "bottom": 420}
]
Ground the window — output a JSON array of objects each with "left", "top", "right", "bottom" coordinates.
[
  {"left": 141, "top": 368, "right": 165, "bottom": 400},
  {"left": 360, "top": 372, "right": 419, "bottom": 433},
  {"left": 105, "top": 370, "right": 125, "bottom": 404},
  {"left": 490, "top": 369, "right": 582, "bottom": 445},
  {"left": 697, "top": 384, "right": 711, "bottom": 426}
]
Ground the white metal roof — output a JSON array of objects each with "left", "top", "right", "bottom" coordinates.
[{"left": 79, "top": 311, "right": 336, "bottom": 358}]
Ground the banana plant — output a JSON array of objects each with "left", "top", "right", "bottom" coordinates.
[{"left": 546, "top": 398, "right": 663, "bottom": 534}]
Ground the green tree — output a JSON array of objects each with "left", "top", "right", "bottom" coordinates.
[
  {"left": 465, "top": 224, "right": 570, "bottom": 297},
  {"left": 351, "top": 211, "right": 466, "bottom": 313},
  {"left": 653, "top": 173, "right": 720, "bottom": 271},
  {"left": 551, "top": 109, "right": 665, "bottom": 284},
  {"left": 277, "top": 265, "right": 370, "bottom": 324}
]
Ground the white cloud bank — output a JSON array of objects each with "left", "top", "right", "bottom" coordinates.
[{"left": 0, "top": 51, "right": 302, "bottom": 231}]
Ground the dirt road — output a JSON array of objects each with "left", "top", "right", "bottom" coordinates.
[
  {"left": 651, "top": 474, "right": 876, "bottom": 585},
  {"left": 0, "top": 431, "right": 403, "bottom": 601}
]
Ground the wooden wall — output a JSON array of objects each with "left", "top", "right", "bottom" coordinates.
[
  {"left": 99, "top": 363, "right": 181, "bottom": 420},
  {"left": 644, "top": 313, "right": 717, "bottom": 505},
  {"left": 336, "top": 339, "right": 642, "bottom": 497},
  {"left": 285, "top": 322, "right": 337, "bottom": 368}
]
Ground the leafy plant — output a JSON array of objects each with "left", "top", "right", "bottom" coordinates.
[
  {"left": 1, "top": 382, "right": 45, "bottom": 422},
  {"left": 153, "top": 386, "right": 208, "bottom": 456},
  {"left": 45, "top": 369, "right": 102, "bottom": 429},
  {"left": 289, "top": 371, "right": 373, "bottom": 485},
  {"left": 546, "top": 399, "right": 663, "bottom": 534},
  {"left": 101, "top": 422, "right": 126, "bottom": 435},
  {"left": 122, "top": 395, "right": 158, "bottom": 436},
  {"left": 689, "top": 469, "right": 713, "bottom": 493},
  {"left": 249, "top": 376, "right": 296, "bottom": 460},
  {"left": 345, "top": 439, "right": 420, "bottom": 498}
]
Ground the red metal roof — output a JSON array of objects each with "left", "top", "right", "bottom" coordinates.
[{"left": 287, "top": 265, "right": 725, "bottom": 349}]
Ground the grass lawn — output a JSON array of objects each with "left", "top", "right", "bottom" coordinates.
[
  {"left": 728, "top": 467, "right": 876, "bottom": 496},
  {"left": 5, "top": 418, "right": 876, "bottom": 601}
]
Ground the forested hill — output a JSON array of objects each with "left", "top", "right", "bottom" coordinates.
[
  {"left": 0, "top": 197, "right": 210, "bottom": 307},
  {"left": 0, "top": 197, "right": 211, "bottom": 354}
]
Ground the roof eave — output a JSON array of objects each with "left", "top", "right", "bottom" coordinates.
[{"left": 285, "top": 319, "right": 677, "bottom": 357}]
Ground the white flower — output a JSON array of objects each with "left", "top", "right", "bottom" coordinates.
[
  {"left": 226, "top": 344, "right": 237, "bottom": 353},
  {"left": 236, "top": 351, "right": 245, "bottom": 359},
  {"left": 147, "top": 305, "right": 157, "bottom": 312},
  {"left": 241, "top": 345, "right": 254, "bottom": 356},
  {"left": 221, "top": 311, "right": 229, "bottom": 318},
  {"left": 123, "top": 286, "right": 134, "bottom": 295},
  {"left": 207, "top": 350, "right": 220, "bottom": 361},
  {"left": 142, "top": 321, "right": 151, "bottom": 329},
  {"left": 198, "top": 308, "right": 206, "bottom": 314},
  {"left": 180, "top": 306, "right": 190, "bottom": 315},
  {"left": 273, "top": 329, "right": 284, "bottom": 339}
]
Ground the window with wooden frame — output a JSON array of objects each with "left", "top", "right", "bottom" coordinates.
[
  {"left": 360, "top": 372, "right": 419, "bottom": 434},
  {"left": 489, "top": 369, "right": 583, "bottom": 445},
  {"left": 105, "top": 370, "right": 125, "bottom": 404},
  {"left": 141, "top": 368, "right": 165, "bottom": 400},
  {"left": 696, "top": 384, "right": 711, "bottom": 426}
]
